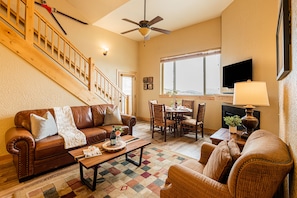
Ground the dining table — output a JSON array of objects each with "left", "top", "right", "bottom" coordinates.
[{"left": 165, "top": 106, "right": 192, "bottom": 136}]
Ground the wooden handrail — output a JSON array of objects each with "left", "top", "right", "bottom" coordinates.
[{"left": 0, "top": 0, "right": 127, "bottom": 113}]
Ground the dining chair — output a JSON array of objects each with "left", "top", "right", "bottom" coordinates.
[
  {"left": 180, "top": 103, "right": 206, "bottom": 141},
  {"left": 148, "top": 100, "right": 158, "bottom": 130},
  {"left": 181, "top": 99, "right": 194, "bottom": 120},
  {"left": 152, "top": 104, "right": 176, "bottom": 142}
]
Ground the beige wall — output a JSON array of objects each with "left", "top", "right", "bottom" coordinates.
[
  {"left": 221, "top": 0, "right": 279, "bottom": 134},
  {"left": 137, "top": 17, "right": 224, "bottom": 130},
  {"left": 279, "top": 0, "right": 297, "bottom": 196}
]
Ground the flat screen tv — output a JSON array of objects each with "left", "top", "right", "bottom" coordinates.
[{"left": 223, "top": 59, "right": 253, "bottom": 88}]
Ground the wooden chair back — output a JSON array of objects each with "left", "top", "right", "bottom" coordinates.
[
  {"left": 152, "top": 104, "right": 166, "bottom": 127},
  {"left": 196, "top": 103, "right": 206, "bottom": 123},
  {"left": 148, "top": 100, "right": 158, "bottom": 130},
  {"left": 182, "top": 99, "right": 194, "bottom": 118}
]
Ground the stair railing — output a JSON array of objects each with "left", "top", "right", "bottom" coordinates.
[{"left": 0, "top": 0, "right": 127, "bottom": 113}]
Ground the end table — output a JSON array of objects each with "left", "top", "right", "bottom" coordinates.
[{"left": 210, "top": 128, "right": 246, "bottom": 150}]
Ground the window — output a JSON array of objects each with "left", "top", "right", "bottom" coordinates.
[{"left": 161, "top": 50, "right": 221, "bottom": 95}]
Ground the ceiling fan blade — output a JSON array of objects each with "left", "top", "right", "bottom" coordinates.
[
  {"left": 121, "top": 28, "right": 139, "bottom": 34},
  {"left": 151, "top": 27, "right": 171, "bottom": 34},
  {"left": 122, "top": 18, "right": 140, "bottom": 26},
  {"left": 147, "top": 16, "right": 163, "bottom": 26}
]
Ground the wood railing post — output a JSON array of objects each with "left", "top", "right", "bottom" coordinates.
[
  {"left": 88, "top": 57, "right": 95, "bottom": 93},
  {"left": 25, "top": 0, "right": 34, "bottom": 43}
]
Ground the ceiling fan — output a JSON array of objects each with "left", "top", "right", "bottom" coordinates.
[
  {"left": 35, "top": 0, "right": 88, "bottom": 35},
  {"left": 121, "top": 0, "right": 171, "bottom": 40}
]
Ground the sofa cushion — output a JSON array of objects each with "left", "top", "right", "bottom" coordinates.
[
  {"left": 80, "top": 128, "right": 107, "bottom": 145},
  {"left": 14, "top": 109, "right": 54, "bottom": 131},
  {"left": 203, "top": 140, "right": 232, "bottom": 183},
  {"left": 30, "top": 111, "right": 58, "bottom": 141},
  {"left": 181, "top": 159, "right": 205, "bottom": 173},
  {"left": 228, "top": 139, "right": 241, "bottom": 161},
  {"left": 103, "top": 106, "right": 123, "bottom": 126},
  {"left": 91, "top": 104, "right": 114, "bottom": 126},
  {"left": 70, "top": 106, "right": 93, "bottom": 129},
  {"left": 35, "top": 135, "right": 66, "bottom": 160}
]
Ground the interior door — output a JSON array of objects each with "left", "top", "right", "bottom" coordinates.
[{"left": 118, "top": 71, "right": 136, "bottom": 115}]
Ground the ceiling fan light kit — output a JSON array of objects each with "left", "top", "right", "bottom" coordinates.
[
  {"left": 139, "top": 27, "right": 151, "bottom": 37},
  {"left": 121, "top": 0, "right": 170, "bottom": 39}
]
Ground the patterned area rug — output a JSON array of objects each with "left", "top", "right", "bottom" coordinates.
[{"left": 13, "top": 145, "right": 190, "bottom": 198}]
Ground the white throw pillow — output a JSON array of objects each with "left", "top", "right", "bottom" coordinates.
[
  {"left": 30, "top": 111, "right": 58, "bottom": 141},
  {"left": 103, "top": 106, "right": 123, "bottom": 126}
]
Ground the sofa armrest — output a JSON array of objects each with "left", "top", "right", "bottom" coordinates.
[
  {"left": 121, "top": 114, "right": 136, "bottom": 135},
  {"left": 160, "top": 164, "right": 231, "bottom": 198},
  {"left": 5, "top": 127, "right": 36, "bottom": 181},
  {"left": 198, "top": 142, "right": 216, "bottom": 165}
]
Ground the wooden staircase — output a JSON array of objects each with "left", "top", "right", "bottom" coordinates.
[{"left": 0, "top": 0, "right": 127, "bottom": 112}]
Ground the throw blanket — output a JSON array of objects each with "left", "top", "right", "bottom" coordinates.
[{"left": 54, "top": 106, "right": 87, "bottom": 149}]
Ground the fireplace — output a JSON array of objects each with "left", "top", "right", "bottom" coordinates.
[{"left": 222, "top": 105, "right": 260, "bottom": 131}]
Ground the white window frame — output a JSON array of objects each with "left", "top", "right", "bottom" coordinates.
[{"left": 161, "top": 49, "right": 221, "bottom": 96}]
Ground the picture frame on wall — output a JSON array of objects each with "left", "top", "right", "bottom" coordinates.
[
  {"left": 148, "top": 84, "right": 153, "bottom": 90},
  {"left": 147, "top": 77, "right": 153, "bottom": 84},
  {"left": 276, "top": 0, "right": 291, "bottom": 81}
]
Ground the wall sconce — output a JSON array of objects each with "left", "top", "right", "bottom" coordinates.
[{"left": 102, "top": 47, "right": 109, "bottom": 56}]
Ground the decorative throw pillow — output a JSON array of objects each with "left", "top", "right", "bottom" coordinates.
[
  {"left": 228, "top": 139, "right": 241, "bottom": 161},
  {"left": 103, "top": 106, "right": 123, "bottom": 126},
  {"left": 30, "top": 111, "right": 58, "bottom": 141},
  {"left": 203, "top": 140, "right": 233, "bottom": 183}
]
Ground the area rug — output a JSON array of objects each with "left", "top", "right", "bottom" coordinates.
[{"left": 11, "top": 145, "right": 190, "bottom": 198}]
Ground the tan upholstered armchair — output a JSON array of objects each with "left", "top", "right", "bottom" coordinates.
[{"left": 160, "top": 130, "right": 293, "bottom": 198}]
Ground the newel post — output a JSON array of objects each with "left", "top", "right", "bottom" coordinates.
[{"left": 25, "top": 0, "right": 34, "bottom": 44}]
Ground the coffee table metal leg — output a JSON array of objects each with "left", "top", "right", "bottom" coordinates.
[
  {"left": 79, "top": 162, "right": 98, "bottom": 191},
  {"left": 125, "top": 147, "right": 144, "bottom": 167}
]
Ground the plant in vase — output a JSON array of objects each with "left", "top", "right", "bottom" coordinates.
[
  {"left": 223, "top": 115, "right": 242, "bottom": 133},
  {"left": 114, "top": 126, "right": 123, "bottom": 143}
]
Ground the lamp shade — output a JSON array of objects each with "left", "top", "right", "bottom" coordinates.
[
  {"left": 139, "top": 27, "right": 151, "bottom": 37},
  {"left": 233, "top": 81, "right": 270, "bottom": 106}
]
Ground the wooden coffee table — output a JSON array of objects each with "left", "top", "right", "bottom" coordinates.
[
  {"left": 210, "top": 128, "right": 246, "bottom": 150},
  {"left": 68, "top": 135, "right": 151, "bottom": 191}
]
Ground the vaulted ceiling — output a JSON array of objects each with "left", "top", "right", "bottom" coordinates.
[{"left": 64, "top": 0, "right": 233, "bottom": 41}]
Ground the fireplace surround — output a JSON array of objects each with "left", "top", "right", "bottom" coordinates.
[{"left": 222, "top": 105, "right": 260, "bottom": 131}]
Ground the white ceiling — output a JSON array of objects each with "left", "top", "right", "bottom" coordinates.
[{"left": 65, "top": 0, "right": 233, "bottom": 41}]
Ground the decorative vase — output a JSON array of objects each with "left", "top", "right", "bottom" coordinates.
[{"left": 229, "top": 126, "right": 237, "bottom": 134}]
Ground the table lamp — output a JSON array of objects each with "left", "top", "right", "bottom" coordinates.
[{"left": 233, "top": 81, "right": 270, "bottom": 138}]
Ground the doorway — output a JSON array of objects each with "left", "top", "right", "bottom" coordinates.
[{"left": 117, "top": 71, "right": 136, "bottom": 115}]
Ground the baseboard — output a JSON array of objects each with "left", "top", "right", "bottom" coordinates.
[{"left": 0, "top": 154, "right": 12, "bottom": 161}]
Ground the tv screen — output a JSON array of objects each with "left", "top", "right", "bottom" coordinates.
[{"left": 223, "top": 59, "right": 253, "bottom": 88}]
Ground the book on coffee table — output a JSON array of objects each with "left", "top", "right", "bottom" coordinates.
[{"left": 83, "top": 145, "right": 102, "bottom": 158}]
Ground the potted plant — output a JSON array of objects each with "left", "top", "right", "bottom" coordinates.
[{"left": 223, "top": 115, "right": 242, "bottom": 133}]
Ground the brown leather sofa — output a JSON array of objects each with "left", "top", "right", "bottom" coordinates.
[{"left": 5, "top": 104, "right": 136, "bottom": 182}]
